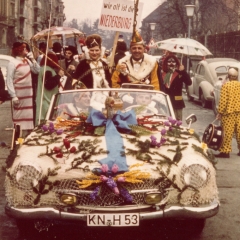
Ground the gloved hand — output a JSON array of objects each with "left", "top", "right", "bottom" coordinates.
[
  {"left": 27, "top": 51, "right": 34, "bottom": 61},
  {"left": 12, "top": 97, "right": 19, "bottom": 106}
]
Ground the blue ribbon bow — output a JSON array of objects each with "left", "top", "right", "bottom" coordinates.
[{"left": 86, "top": 109, "right": 137, "bottom": 172}]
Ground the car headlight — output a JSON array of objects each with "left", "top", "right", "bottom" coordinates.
[
  {"left": 60, "top": 194, "right": 78, "bottom": 205},
  {"left": 144, "top": 191, "right": 162, "bottom": 205},
  {"left": 181, "top": 164, "right": 210, "bottom": 189}
]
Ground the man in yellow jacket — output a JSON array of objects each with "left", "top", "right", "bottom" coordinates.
[
  {"left": 215, "top": 67, "right": 240, "bottom": 158},
  {"left": 111, "top": 31, "right": 159, "bottom": 90}
]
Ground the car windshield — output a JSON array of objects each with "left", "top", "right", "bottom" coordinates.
[{"left": 48, "top": 89, "right": 171, "bottom": 121}]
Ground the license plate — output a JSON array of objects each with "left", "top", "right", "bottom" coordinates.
[{"left": 87, "top": 213, "right": 139, "bottom": 227}]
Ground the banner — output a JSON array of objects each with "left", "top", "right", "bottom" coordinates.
[{"left": 98, "top": 0, "right": 143, "bottom": 32}]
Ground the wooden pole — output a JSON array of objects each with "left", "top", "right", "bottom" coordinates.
[{"left": 108, "top": 31, "right": 119, "bottom": 73}]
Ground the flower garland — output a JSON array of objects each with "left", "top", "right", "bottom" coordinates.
[{"left": 76, "top": 163, "right": 150, "bottom": 203}]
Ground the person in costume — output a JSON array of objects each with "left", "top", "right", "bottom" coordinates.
[
  {"left": 59, "top": 45, "right": 79, "bottom": 90},
  {"left": 111, "top": 30, "right": 159, "bottom": 90},
  {"left": 35, "top": 52, "right": 64, "bottom": 125},
  {"left": 114, "top": 40, "right": 128, "bottom": 66},
  {"left": 215, "top": 68, "right": 240, "bottom": 158},
  {"left": 73, "top": 34, "right": 111, "bottom": 89},
  {"left": 52, "top": 42, "right": 64, "bottom": 60},
  {"left": 6, "top": 42, "right": 40, "bottom": 135},
  {"left": 161, "top": 54, "right": 192, "bottom": 120}
]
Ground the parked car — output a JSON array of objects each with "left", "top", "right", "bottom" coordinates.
[
  {"left": 0, "top": 54, "right": 14, "bottom": 87},
  {"left": 187, "top": 58, "right": 240, "bottom": 108},
  {"left": 212, "top": 62, "right": 240, "bottom": 115},
  {"left": 0, "top": 54, "right": 13, "bottom": 101},
  {"left": 4, "top": 87, "right": 219, "bottom": 236}
]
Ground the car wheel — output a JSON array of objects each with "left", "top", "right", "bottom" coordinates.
[
  {"left": 186, "top": 88, "right": 194, "bottom": 101},
  {"left": 200, "top": 92, "right": 209, "bottom": 108},
  {"left": 212, "top": 97, "right": 218, "bottom": 116}
]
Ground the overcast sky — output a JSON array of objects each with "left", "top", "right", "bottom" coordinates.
[{"left": 63, "top": 0, "right": 162, "bottom": 23}]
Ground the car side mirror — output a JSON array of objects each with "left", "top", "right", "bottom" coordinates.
[{"left": 185, "top": 114, "right": 197, "bottom": 129}]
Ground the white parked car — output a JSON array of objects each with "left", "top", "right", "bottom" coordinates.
[
  {"left": 212, "top": 62, "right": 240, "bottom": 115},
  {"left": 187, "top": 58, "right": 240, "bottom": 108}
]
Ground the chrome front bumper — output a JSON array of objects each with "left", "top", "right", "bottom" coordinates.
[{"left": 5, "top": 200, "right": 219, "bottom": 222}]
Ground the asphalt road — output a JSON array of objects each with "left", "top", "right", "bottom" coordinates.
[{"left": 0, "top": 94, "right": 239, "bottom": 240}]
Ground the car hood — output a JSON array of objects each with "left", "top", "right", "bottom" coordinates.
[{"left": 7, "top": 113, "right": 218, "bottom": 206}]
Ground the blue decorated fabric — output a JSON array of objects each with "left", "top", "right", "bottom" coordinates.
[{"left": 86, "top": 109, "right": 137, "bottom": 172}]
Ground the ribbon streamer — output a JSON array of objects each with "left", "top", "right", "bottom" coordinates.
[{"left": 86, "top": 109, "right": 137, "bottom": 172}]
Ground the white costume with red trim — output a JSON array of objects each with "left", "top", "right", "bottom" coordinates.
[{"left": 7, "top": 57, "right": 39, "bottom": 130}]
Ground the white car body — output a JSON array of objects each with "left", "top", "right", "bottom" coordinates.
[{"left": 187, "top": 58, "right": 240, "bottom": 108}]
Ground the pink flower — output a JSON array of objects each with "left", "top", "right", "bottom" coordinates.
[
  {"left": 100, "top": 175, "right": 108, "bottom": 182},
  {"left": 161, "top": 129, "right": 167, "bottom": 135},
  {"left": 63, "top": 138, "right": 70, "bottom": 149},
  {"left": 56, "top": 152, "right": 63, "bottom": 158},
  {"left": 111, "top": 164, "right": 119, "bottom": 173},
  {"left": 164, "top": 121, "right": 170, "bottom": 127},
  {"left": 117, "top": 176, "right": 126, "bottom": 182},
  {"left": 42, "top": 125, "right": 48, "bottom": 131},
  {"left": 70, "top": 146, "right": 77, "bottom": 153},
  {"left": 176, "top": 120, "right": 182, "bottom": 126},
  {"left": 56, "top": 129, "right": 64, "bottom": 135},
  {"left": 113, "top": 187, "right": 120, "bottom": 195},
  {"left": 101, "top": 164, "right": 109, "bottom": 173},
  {"left": 53, "top": 146, "right": 61, "bottom": 153}
]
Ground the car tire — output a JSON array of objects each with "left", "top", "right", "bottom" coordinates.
[
  {"left": 186, "top": 88, "right": 194, "bottom": 101},
  {"left": 200, "top": 92, "right": 209, "bottom": 108}
]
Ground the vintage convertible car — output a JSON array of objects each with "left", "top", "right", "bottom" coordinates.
[{"left": 5, "top": 87, "right": 219, "bottom": 234}]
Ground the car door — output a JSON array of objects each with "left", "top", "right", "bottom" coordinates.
[{"left": 193, "top": 64, "right": 205, "bottom": 96}]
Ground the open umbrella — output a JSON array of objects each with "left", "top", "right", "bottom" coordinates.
[
  {"left": 155, "top": 38, "right": 212, "bottom": 56},
  {"left": 31, "top": 26, "right": 83, "bottom": 42}
]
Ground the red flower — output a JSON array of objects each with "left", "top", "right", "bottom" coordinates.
[
  {"left": 53, "top": 146, "right": 61, "bottom": 153},
  {"left": 70, "top": 146, "right": 77, "bottom": 153},
  {"left": 56, "top": 152, "right": 63, "bottom": 158},
  {"left": 63, "top": 138, "right": 70, "bottom": 149}
]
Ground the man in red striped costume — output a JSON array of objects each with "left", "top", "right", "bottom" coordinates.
[{"left": 6, "top": 42, "right": 40, "bottom": 136}]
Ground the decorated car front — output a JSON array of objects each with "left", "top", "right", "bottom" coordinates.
[{"left": 5, "top": 89, "right": 219, "bottom": 228}]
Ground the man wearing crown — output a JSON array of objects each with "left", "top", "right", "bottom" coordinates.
[{"left": 111, "top": 31, "right": 160, "bottom": 90}]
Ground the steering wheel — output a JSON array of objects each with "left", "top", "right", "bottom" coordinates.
[{"left": 125, "top": 105, "right": 158, "bottom": 114}]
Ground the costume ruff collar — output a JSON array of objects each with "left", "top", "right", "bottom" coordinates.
[{"left": 118, "top": 53, "right": 156, "bottom": 80}]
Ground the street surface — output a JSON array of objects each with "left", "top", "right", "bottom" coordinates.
[{"left": 0, "top": 94, "right": 240, "bottom": 240}]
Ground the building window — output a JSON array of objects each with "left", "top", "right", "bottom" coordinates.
[{"left": 10, "top": 3, "right": 15, "bottom": 17}]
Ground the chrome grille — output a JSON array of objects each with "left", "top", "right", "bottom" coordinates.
[{"left": 53, "top": 178, "right": 170, "bottom": 207}]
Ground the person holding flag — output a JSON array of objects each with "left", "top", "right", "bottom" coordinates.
[{"left": 111, "top": 30, "right": 160, "bottom": 90}]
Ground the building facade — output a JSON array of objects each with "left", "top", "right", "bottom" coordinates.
[{"left": 0, "top": 0, "right": 66, "bottom": 54}]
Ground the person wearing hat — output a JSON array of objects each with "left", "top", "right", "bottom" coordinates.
[
  {"left": 215, "top": 67, "right": 240, "bottom": 158},
  {"left": 111, "top": 30, "right": 159, "bottom": 90},
  {"left": 114, "top": 41, "right": 128, "bottom": 66},
  {"left": 58, "top": 45, "right": 79, "bottom": 90},
  {"left": 6, "top": 42, "right": 40, "bottom": 135},
  {"left": 73, "top": 34, "right": 111, "bottom": 89},
  {"left": 35, "top": 51, "right": 65, "bottom": 125},
  {"left": 52, "top": 42, "right": 64, "bottom": 60}
]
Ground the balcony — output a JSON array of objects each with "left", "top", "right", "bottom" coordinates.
[
  {"left": 33, "top": 0, "right": 42, "bottom": 9},
  {"left": 7, "top": 17, "right": 16, "bottom": 27},
  {"left": 19, "top": 7, "right": 27, "bottom": 19}
]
